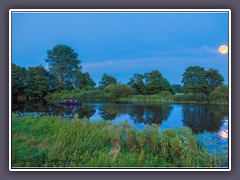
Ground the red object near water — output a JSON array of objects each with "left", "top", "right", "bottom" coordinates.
[{"left": 57, "top": 100, "right": 82, "bottom": 105}]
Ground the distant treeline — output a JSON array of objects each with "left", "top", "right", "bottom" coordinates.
[{"left": 12, "top": 44, "right": 228, "bottom": 104}]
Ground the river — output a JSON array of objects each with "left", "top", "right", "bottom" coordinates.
[{"left": 12, "top": 100, "right": 229, "bottom": 155}]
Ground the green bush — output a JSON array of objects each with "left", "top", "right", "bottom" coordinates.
[
  {"left": 104, "top": 84, "right": 134, "bottom": 98},
  {"left": 79, "top": 89, "right": 114, "bottom": 100},
  {"left": 157, "top": 90, "right": 172, "bottom": 96},
  {"left": 184, "top": 93, "right": 196, "bottom": 101},
  {"left": 209, "top": 85, "right": 228, "bottom": 104},
  {"left": 194, "top": 93, "right": 208, "bottom": 102},
  {"left": 172, "top": 94, "right": 185, "bottom": 102},
  {"left": 44, "top": 85, "right": 228, "bottom": 105}
]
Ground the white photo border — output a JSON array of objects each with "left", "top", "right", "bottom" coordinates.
[{"left": 9, "top": 9, "right": 231, "bottom": 171}]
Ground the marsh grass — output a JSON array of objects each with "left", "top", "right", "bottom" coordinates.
[{"left": 12, "top": 115, "right": 227, "bottom": 168}]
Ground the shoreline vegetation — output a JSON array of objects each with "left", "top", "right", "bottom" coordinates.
[
  {"left": 12, "top": 115, "right": 227, "bottom": 168},
  {"left": 43, "top": 88, "right": 228, "bottom": 105}
]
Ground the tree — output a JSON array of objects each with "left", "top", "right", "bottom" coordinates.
[
  {"left": 205, "top": 69, "right": 224, "bottom": 94},
  {"left": 98, "top": 73, "right": 117, "bottom": 88},
  {"left": 45, "top": 44, "right": 81, "bottom": 90},
  {"left": 12, "top": 63, "right": 27, "bottom": 98},
  {"left": 172, "top": 84, "right": 183, "bottom": 94},
  {"left": 75, "top": 70, "right": 96, "bottom": 89},
  {"left": 127, "top": 73, "right": 146, "bottom": 94},
  {"left": 25, "top": 66, "right": 50, "bottom": 98},
  {"left": 144, "top": 70, "right": 173, "bottom": 95},
  {"left": 182, "top": 66, "right": 208, "bottom": 94},
  {"left": 182, "top": 66, "right": 224, "bottom": 99}
]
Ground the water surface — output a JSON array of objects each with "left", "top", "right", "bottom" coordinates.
[{"left": 13, "top": 100, "right": 229, "bottom": 154}]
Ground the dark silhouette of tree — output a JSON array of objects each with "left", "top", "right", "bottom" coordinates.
[
  {"left": 144, "top": 70, "right": 174, "bottom": 95},
  {"left": 99, "top": 73, "right": 117, "bottom": 88},
  {"left": 182, "top": 66, "right": 207, "bottom": 94},
  {"left": 205, "top": 69, "right": 224, "bottom": 94},
  {"left": 12, "top": 63, "right": 27, "bottom": 98},
  {"left": 45, "top": 44, "right": 81, "bottom": 90},
  {"left": 127, "top": 73, "right": 146, "bottom": 94},
  {"left": 182, "top": 66, "right": 224, "bottom": 97},
  {"left": 75, "top": 70, "right": 96, "bottom": 89},
  {"left": 25, "top": 66, "right": 50, "bottom": 99}
]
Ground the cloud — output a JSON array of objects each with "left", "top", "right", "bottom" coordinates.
[
  {"left": 82, "top": 50, "right": 222, "bottom": 73},
  {"left": 82, "top": 61, "right": 116, "bottom": 69},
  {"left": 182, "top": 45, "right": 219, "bottom": 54},
  {"left": 147, "top": 45, "right": 220, "bottom": 58}
]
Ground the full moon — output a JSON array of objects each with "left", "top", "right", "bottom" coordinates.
[{"left": 218, "top": 45, "right": 228, "bottom": 54}]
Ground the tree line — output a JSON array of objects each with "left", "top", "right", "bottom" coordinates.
[{"left": 12, "top": 44, "right": 228, "bottom": 102}]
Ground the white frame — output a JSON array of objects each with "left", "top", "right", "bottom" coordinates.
[{"left": 9, "top": 9, "right": 231, "bottom": 171}]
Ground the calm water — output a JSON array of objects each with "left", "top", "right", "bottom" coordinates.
[{"left": 12, "top": 100, "right": 229, "bottom": 154}]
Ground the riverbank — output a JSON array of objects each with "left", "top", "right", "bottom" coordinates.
[
  {"left": 12, "top": 115, "right": 227, "bottom": 168},
  {"left": 44, "top": 89, "right": 228, "bottom": 105}
]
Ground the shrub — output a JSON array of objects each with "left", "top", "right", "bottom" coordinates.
[
  {"left": 104, "top": 84, "right": 134, "bottom": 98},
  {"left": 184, "top": 93, "right": 196, "bottom": 101},
  {"left": 158, "top": 91, "right": 172, "bottom": 96},
  {"left": 209, "top": 85, "right": 228, "bottom": 104},
  {"left": 172, "top": 94, "right": 185, "bottom": 102}
]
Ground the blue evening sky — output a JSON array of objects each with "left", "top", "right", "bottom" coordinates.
[{"left": 12, "top": 12, "right": 229, "bottom": 85}]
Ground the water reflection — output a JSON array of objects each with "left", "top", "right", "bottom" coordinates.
[
  {"left": 49, "top": 104, "right": 96, "bottom": 118},
  {"left": 12, "top": 99, "right": 49, "bottom": 112},
  {"left": 97, "top": 104, "right": 172, "bottom": 126},
  {"left": 182, "top": 104, "right": 228, "bottom": 134},
  {"left": 12, "top": 101, "right": 228, "bottom": 136},
  {"left": 128, "top": 105, "right": 172, "bottom": 126}
]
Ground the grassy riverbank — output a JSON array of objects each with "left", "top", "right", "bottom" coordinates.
[
  {"left": 12, "top": 115, "right": 227, "bottom": 168},
  {"left": 45, "top": 88, "right": 228, "bottom": 105}
]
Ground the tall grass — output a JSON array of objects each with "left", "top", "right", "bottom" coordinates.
[{"left": 12, "top": 115, "right": 227, "bottom": 168}]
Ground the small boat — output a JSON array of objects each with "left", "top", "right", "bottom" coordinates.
[{"left": 57, "top": 100, "right": 82, "bottom": 105}]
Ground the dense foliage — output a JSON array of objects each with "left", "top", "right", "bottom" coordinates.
[
  {"left": 127, "top": 70, "right": 173, "bottom": 95},
  {"left": 75, "top": 71, "right": 96, "bottom": 89},
  {"left": 209, "top": 85, "right": 228, "bottom": 104},
  {"left": 12, "top": 63, "right": 27, "bottom": 98},
  {"left": 103, "top": 84, "right": 134, "bottom": 98},
  {"left": 144, "top": 70, "right": 174, "bottom": 94},
  {"left": 182, "top": 66, "right": 224, "bottom": 101},
  {"left": 25, "top": 66, "right": 50, "bottom": 98},
  {"left": 127, "top": 73, "right": 145, "bottom": 94},
  {"left": 172, "top": 84, "right": 183, "bottom": 94}
]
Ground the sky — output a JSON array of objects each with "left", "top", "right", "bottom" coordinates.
[{"left": 12, "top": 11, "right": 229, "bottom": 85}]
